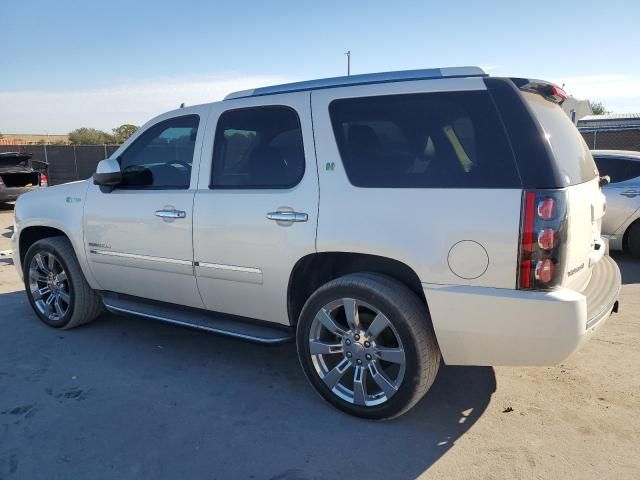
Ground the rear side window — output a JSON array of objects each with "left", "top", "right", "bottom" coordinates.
[
  {"left": 329, "top": 91, "right": 520, "bottom": 188},
  {"left": 523, "top": 92, "right": 598, "bottom": 186},
  {"left": 118, "top": 115, "right": 199, "bottom": 189},
  {"left": 594, "top": 156, "right": 640, "bottom": 183},
  {"left": 211, "top": 106, "right": 305, "bottom": 189}
]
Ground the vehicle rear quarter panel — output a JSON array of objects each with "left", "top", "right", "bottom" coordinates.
[{"left": 311, "top": 79, "right": 522, "bottom": 288}]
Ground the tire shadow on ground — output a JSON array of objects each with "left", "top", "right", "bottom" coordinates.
[{"left": 0, "top": 289, "right": 495, "bottom": 479}]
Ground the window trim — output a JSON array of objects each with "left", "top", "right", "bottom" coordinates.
[
  {"left": 209, "top": 105, "right": 306, "bottom": 190},
  {"left": 114, "top": 114, "right": 200, "bottom": 191}
]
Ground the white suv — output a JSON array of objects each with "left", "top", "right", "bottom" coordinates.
[{"left": 12, "top": 67, "right": 621, "bottom": 419}]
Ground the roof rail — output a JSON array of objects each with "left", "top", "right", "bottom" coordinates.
[{"left": 224, "top": 66, "right": 486, "bottom": 100}]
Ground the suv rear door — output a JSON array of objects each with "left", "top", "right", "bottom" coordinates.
[{"left": 192, "top": 92, "right": 318, "bottom": 325}]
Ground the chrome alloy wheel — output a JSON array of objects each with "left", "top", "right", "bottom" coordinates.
[
  {"left": 309, "top": 298, "right": 406, "bottom": 407},
  {"left": 28, "top": 252, "right": 71, "bottom": 321}
]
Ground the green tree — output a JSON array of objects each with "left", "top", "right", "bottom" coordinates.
[
  {"left": 112, "top": 124, "right": 139, "bottom": 144},
  {"left": 68, "top": 127, "right": 115, "bottom": 145},
  {"left": 590, "top": 101, "right": 610, "bottom": 116}
]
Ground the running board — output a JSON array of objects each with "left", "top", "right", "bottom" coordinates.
[{"left": 101, "top": 294, "right": 293, "bottom": 345}]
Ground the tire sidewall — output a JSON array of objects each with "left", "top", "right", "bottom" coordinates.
[
  {"left": 296, "top": 279, "right": 428, "bottom": 420},
  {"left": 23, "top": 239, "right": 76, "bottom": 328}
]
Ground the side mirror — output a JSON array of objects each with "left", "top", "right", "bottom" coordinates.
[
  {"left": 93, "top": 158, "right": 122, "bottom": 192},
  {"left": 599, "top": 175, "right": 611, "bottom": 188}
]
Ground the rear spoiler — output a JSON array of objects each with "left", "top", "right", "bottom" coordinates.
[{"left": 509, "top": 78, "right": 568, "bottom": 105}]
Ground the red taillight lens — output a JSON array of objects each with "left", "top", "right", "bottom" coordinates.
[
  {"left": 550, "top": 86, "right": 568, "bottom": 102},
  {"left": 537, "top": 197, "right": 556, "bottom": 220},
  {"left": 537, "top": 228, "right": 556, "bottom": 250},
  {"left": 518, "top": 190, "right": 567, "bottom": 290},
  {"left": 40, "top": 173, "right": 48, "bottom": 187},
  {"left": 535, "top": 259, "right": 555, "bottom": 283}
]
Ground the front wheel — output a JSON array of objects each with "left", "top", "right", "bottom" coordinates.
[
  {"left": 296, "top": 273, "right": 440, "bottom": 419},
  {"left": 24, "top": 236, "right": 102, "bottom": 329}
]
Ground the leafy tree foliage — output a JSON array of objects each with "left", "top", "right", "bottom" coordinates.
[
  {"left": 68, "top": 127, "right": 115, "bottom": 145},
  {"left": 112, "top": 124, "right": 139, "bottom": 143},
  {"left": 590, "top": 101, "right": 610, "bottom": 116}
]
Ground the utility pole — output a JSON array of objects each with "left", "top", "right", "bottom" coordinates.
[{"left": 344, "top": 50, "right": 351, "bottom": 76}]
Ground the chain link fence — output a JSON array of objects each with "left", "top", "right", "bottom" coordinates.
[
  {"left": 579, "top": 128, "right": 640, "bottom": 152},
  {"left": 0, "top": 144, "right": 120, "bottom": 186}
]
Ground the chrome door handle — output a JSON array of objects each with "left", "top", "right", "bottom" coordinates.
[
  {"left": 155, "top": 209, "right": 186, "bottom": 219},
  {"left": 266, "top": 212, "right": 308, "bottom": 222}
]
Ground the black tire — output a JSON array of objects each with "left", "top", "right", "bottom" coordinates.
[
  {"left": 23, "top": 236, "right": 102, "bottom": 329},
  {"left": 296, "top": 273, "right": 440, "bottom": 420},
  {"left": 627, "top": 221, "right": 640, "bottom": 259}
]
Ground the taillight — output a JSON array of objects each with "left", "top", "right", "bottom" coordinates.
[
  {"left": 40, "top": 173, "right": 48, "bottom": 187},
  {"left": 518, "top": 190, "right": 568, "bottom": 290}
]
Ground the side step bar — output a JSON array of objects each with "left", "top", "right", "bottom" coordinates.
[{"left": 101, "top": 294, "right": 293, "bottom": 345}]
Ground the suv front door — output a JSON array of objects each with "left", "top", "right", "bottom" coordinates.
[
  {"left": 193, "top": 93, "right": 318, "bottom": 325},
  {"left": 84, "top": 108, "right": 209, "bottom": 308}
]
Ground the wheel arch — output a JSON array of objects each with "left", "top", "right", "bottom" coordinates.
[
  {"left": 287, "top": 251, "right": 426, "bottom": 327},
  {"left": 622, "top": 216, "right": 640, "bottom": 253},
  {"left": 19, "top": 225, "right": 68, "bottom": 267}
]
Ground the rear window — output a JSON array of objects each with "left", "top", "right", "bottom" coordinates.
[
  {"left": 523, "top": 92, "right": 598, "bottom": 186},
  {"left": 329, "top": 91, "right": 520, "bottom": 188}
]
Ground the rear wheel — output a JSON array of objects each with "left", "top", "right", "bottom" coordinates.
[
  {"left": 627, "top": 221, "right": 640, "bottom": 258},
  {"left": 296, "top": 273, "right": 440, "bottom": 419},
  {"left": 24, "top": 237, "right": 101, "bottom": 329}
]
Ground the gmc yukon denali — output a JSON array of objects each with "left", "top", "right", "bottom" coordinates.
[{"left": 12, "top": 67, "right": 621, "bottom": 419}]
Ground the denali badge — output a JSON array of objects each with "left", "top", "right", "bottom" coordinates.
[
  {"left": 88, "top": 242, "right": 111, "bottom": 249},
  {"left": 567, "top": 263, "right": 585, "bottom": 277}
]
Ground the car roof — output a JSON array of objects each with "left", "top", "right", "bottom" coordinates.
[
  {"left": 224, "top": 66, "right": 487, "bottom": 100},
  {"left": 591, "top": 150, "right": 640, "bottom": 159}
]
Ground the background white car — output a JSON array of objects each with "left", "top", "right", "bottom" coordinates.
[{"left": 592, "top": 150, "right": 640, "bottom": 258}]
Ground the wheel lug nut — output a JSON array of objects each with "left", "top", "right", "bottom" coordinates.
[
  {"left": 364, "top": 341, "right": 371, "bottom": 348},
  {"left": 354, "top": 334, "right": 360, "bottom": 341},
  {"left": 356, "top": 359, "right": 362, "bottom": 365},
  {"left": 365, "top": 354, "right": 372, "bottom": 361},
  {"left": 347, "top": 352, "right": 352, "bottom": 358},
  {"left": 345, "top": 339, "right": 351, "bottom": 345}
]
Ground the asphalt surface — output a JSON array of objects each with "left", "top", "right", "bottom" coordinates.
[{"left": 1, "top": 203, "right": 639, "bottom": 479}]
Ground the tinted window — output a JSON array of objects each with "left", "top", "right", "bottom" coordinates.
[
  {"left": 211, "top": 106, "right": 305, "bottom": 188},
  {"left": 329, "top": 91, "right": 520, "bottom": 188},
  {"left": 594, "top": 156, "right": 640, "bottom": 183},
  {"left": 118, "top": 115, "right": 199, "bottom": 189},
  {"left": 523, "top": 92, "right": 597, "bottom": 186}
]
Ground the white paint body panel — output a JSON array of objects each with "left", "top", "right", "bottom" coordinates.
[
  {"left": 311, "top": 78, "right": 522, "bottom": 289},
  {"left": 192, "top": 92, "right": 319, "bottom": 323},
  {"left": 424, "top": 283, "right": 600, "bottom": 366},
  {"left": 82, "top": 104, "right": 211, "bottom": 308}
]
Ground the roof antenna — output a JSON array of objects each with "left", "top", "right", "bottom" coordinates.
[
  {"left": 344, "top": 50, "right": 351, "bottom": 76},
  {"left": 180, "top": 102, "right": 185, "bottom": 108}
]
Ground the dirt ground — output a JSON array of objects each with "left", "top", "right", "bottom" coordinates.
[{"left": 1, "top": 204, "right": 639, "bottom": 479}]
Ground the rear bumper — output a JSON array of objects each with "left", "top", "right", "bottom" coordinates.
[
  {"left": 0, "top": 186, "right": 40, "bottom": 201},
  {"left": 424, "top": 255, "right": 621, "bottom": 366}
]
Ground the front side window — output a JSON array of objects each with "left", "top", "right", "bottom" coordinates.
[
  {"left": 118, "top": 115, "right": 199, "bottom": 189},
  {"left": 329, "top": 91, "right": 520, "bottom": 188},
  {"left": 211, "top": 106, "right": 305, "bottom": 189}
]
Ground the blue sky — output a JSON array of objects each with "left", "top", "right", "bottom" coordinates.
[{"left": 2, "top": 0, "right": 639, "bottom": 133}]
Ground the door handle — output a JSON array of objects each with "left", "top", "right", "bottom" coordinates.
[
  {"left": 266, "top": 212, "right": 308, "bottom": 222},
  {"left": 155, "top": 209, "right": 186, "bottom": 219}
]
